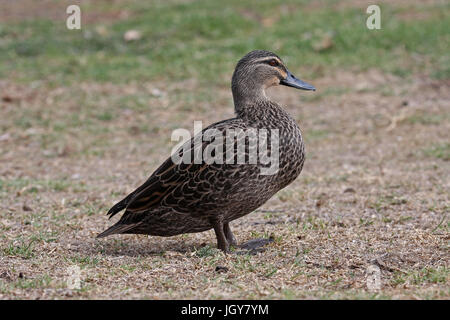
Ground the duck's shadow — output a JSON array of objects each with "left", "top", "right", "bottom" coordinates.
[
  {"left": 69, "top": 237, "right": 205, "bottom": 258},
  {"left": 68, "top": 236, "right": 273, "bottom": 258}
]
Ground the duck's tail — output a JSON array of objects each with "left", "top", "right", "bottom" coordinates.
[
  {"left": 96, "top": 222, "right": 139, "bottom": 238},
  {"left": 106, "top": 193, "right": 135, "bottom": 219}
]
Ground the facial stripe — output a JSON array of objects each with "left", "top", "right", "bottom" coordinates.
[
  {"left": 252, "top": 56, "right": 288, "bottom": 80},
  {"left": 277, "top": 68, "right": 287, "bottom": 79},
  {"left": 253, "top": 56, "right": 282, "bottom": 65}
]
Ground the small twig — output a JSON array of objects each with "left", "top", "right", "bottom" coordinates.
[
  {"left": 386, "top": 108, "right": 408, "bottom": 132},
  {"left": 370, "top": 254, "right": 407, "bottom": 274},
  {"left": 431, "top": 214, "right": 446, "bottom": 233}
]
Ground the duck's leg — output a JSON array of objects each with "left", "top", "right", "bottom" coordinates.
[
  {"left": 223, "top": 222, "right": 237, "bottom": 247},
  {"left": 212, "top": 220, "right": 229, "bottom": 253}
]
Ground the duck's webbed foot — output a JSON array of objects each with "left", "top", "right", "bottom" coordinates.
[
  {"left": 237, "top": 236, "right": 274, "bottom": 255},
  {"left": 213, "top": 221, "right": 274, "bottom": 254}
]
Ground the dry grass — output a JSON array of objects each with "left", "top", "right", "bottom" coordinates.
[{"left": 0, "top": 70, "right": 448, "bottom": 299}]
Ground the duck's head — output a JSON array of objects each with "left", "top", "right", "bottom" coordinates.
[{"left": 232, "top": 50, "right": 315, "bottom": 107}]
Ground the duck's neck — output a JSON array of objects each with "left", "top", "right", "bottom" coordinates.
[{"left": 232, "top": 77, "right": 269, "bottom": 116}]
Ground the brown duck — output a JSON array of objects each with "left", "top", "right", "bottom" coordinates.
[{"left": 97, "top": 50, "right": 315, "bottom": 252}]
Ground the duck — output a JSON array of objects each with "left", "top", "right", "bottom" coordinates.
[{"left": 97, "top": 50, "right": 315, "bottom": 253}]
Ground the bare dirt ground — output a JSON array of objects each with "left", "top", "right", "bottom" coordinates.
[{"left": 0, "top": 68, "right": 448, "bottom": 299}]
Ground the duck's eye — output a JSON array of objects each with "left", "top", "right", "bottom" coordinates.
[{"left": 268, "top": 59, "right": 278, "bottom": 67}]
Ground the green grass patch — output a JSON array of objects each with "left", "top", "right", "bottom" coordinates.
[
  {"left": 0, "top": 178, "right": 86, "bottom": 194},
  {"left": 11, "top": 274, "right": 53, "bottom": 290},
  {"left": 3, "top": 239, "right": 36, "bottom": 259},
  {"left": 423, "top": 143, "right": 450, "bottom": 161},
  {"left": 194, "top": 245, "right": 218, "bottom": 258},
  {"left": 392, "top": 267, "right": 449, "bottom": 287},
  {"left": 68, "top": 255, "right": 101, "bottom": 268},
  {"left": 0, "top": 0, "right": 448, "bottom": 85}
]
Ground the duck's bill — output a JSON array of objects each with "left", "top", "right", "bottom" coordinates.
[{"left": 280, "top": 71, "right": 316, "bottom": 91}]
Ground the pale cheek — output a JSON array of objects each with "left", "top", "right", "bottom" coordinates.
[{"left": 265, "top": 77, "right": 280, "bottom": 88}]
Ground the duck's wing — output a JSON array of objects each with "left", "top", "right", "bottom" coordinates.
[{"left": 104, "top": 118, "right": 249, "bottom": 226}]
